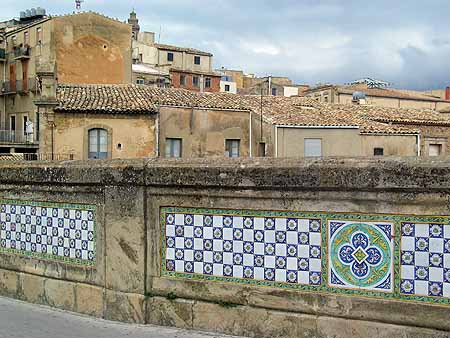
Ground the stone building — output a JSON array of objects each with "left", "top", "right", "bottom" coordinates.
[
  {"left": 304, "top": 83, "right": 450, "bottom": 110},
  {"left": 129, "top": 11, "right": 221, "bottom": 93},
  {"left": 35, "top": 82, "right": 450, "bottom": 160},
  {"left": 0, "top": 10, "right": 133, "bottom": 155}
]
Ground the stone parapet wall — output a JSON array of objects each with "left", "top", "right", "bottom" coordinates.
[{"left": 0, "top": 158, "right": 450, "bottom": 338}]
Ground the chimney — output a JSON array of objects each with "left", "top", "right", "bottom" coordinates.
[{"left": 445, "top": 87, "right": 450, "bottom": 101}]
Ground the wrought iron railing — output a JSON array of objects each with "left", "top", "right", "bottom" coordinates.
[
  {"left": 13, "top": 46, "right": 31, "bottom": 59},
  {"left": 0, "top": 130, "right": 37, "bottom": 144},
  {"left": 0, "top": 153, "right": 74, "bottom": 161}
]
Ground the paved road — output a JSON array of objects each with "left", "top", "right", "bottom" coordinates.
[{"left": 0, "top": 296, "right": 243, "bottom": 338}]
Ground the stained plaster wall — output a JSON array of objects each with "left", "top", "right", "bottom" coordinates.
[{"left": 0, "top": 158, "right": 449, "bottom": 338}]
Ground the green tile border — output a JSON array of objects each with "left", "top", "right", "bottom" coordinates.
[
  {"left": 160, "top": 206, "right": 450, "bottom": 306},
  {"left": 0, "top": 199, "right": 97, "bottom": 267}
]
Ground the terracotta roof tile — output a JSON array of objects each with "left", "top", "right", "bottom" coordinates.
[
  {"left": 154, "top": 43, "right": 212, "bottom": 57},
  {"left": 56, "top": 84, "right": 158, "bottom": 114},
  {"left": 55, "top": 84, "right": 450, "bottom": 135}
]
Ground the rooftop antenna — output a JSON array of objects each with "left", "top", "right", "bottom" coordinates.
[{"left": 75, "top": 0, "right": 84, "bottom": 11}]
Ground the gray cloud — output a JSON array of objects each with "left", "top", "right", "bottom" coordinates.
[{"left": 2, "top": 0, "right": 450, "bottom": 89}]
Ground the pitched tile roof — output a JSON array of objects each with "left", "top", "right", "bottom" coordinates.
[
  {"left": 154, "top": 43, "right": 213, "bottom": 57},
  {"left": 337, "top": 84, "right": 450, "bottom": 103},
  {"left": 56, "top": 84, "right": 158, "bottom": 114},
  {"left": 55, "top": 84, "right": 450, "bottom": 134}
]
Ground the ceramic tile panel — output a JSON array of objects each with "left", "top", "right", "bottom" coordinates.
[
  {"left": 0, "top": 200, "right": 96, "bottom": 265},
  {"left": 161, "top": 208, "right": 450, "bottom": 305},
  {"left": 164, "top": 211, "right": 322, "bottom": 286},
  {"left": 400, "top": 222, "right": 450, "bottom": 298}
]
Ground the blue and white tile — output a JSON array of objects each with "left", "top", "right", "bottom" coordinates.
[{"left": 165, "top": 212, "right": 322, "bottom": 286}]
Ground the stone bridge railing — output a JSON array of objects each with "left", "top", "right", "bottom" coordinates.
[{"left": 0, "top": 158, "right": 449, "bottom": 338}]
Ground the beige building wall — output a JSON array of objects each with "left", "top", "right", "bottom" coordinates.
[
  {"left": 53, "top": 13, "right": 132, "bottom": 84},
  {"left": 276, "top": 128, "right": 362, "bottom": 157},
  {"left": 361, "top": 135, "right": 418, "bottom": 156},
  {"left": 159, "top": 107, "right": 250, "bottom": 158},
  {"left": 40, "top": 112, "right": 156, "bottom": 160}
]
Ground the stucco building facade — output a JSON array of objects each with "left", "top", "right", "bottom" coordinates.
[
  {"left": 35, "top": 83, "right": 450, "bottom": 161},
  {"left": 0, "top": 11, "right": 132, "bottom": 155}
]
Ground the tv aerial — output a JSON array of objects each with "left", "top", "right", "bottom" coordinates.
[{"left": 75, "top": 0, "right": 84, "bottom": 11}]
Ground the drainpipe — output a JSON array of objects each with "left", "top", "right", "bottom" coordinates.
[
  {"left": 155, "top": 112, "right": 160, "bottom": 157},
  {"left": 275, "top": 125, "right": 278, "bottom": 158},
  {"left": 2, "top": 34, "right": 6, "bottom": 129},
  {"left": 417, "top": 134, "right": 421, "bottom": 157},
  {"left": 249, "top": 111, "right": 252, "bottom": 158}
]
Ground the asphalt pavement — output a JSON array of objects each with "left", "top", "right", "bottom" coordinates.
[{"left": 0, "top": 296, "right": 244, "bottom": 338}]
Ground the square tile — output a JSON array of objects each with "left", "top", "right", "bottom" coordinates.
[{"left": 328, "top": 220, "right": 394, "bottom": 292}]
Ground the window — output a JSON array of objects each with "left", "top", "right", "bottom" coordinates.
[
  {"left": 194, "top": 56, "right": 201, "bottom": 65},
  {"left": 205, "top": 77, "right": 211, "bottom": 88},
  {"left": 374, "top": 148, "right": 384, "bottom": 156},
  {"left": 36, "top": 112, "right": 40, "bottom": 141},
  {"left": 23, "top": 116, "right": 28, "bottom": 135},
  {"left": 225, "top": 139, "right": 240, "bottom": 158},
  {"left": 224, "top": 84, "right": 230, "bottom": 92},
  {"left": 167, "top": 52, "right": 174, "bottom": 62},
  {"left": 24, "top": 31, "right": 29, "bottom": 45},
  {"left": 180, "top": 74, "right": 186, "bottom": 86},
  {"left": 259, "top": 143, "right": 266, "bottom": 157},
  {"left": 304, "top": 138, "right": 322, "bottom": 157},
  {"left": 10, "top": 116, "right": 16, "bottom": 131},
  {"left": 36, "top": 27, "right": 42, "bottom": 44},
  {"left": 11, "top": 35, "right": 16, "bottom": 46},
  {"left": 429, "top": 144, "right": 442, "bottom": 157},
  {"left": 88, "top": 128, "right": 108, "bottom": 159},
  {"left": 271, "top": 87, "right": 277, "bottom": 96},
  {"left": 193, "top": 76, "right": 200, "bottom": 87},
  {"left": 136, "top": 78, "right": 145, "bottom": 85},
  {"left": 165, "top": 138, "right": 182, "bottom": 158}
]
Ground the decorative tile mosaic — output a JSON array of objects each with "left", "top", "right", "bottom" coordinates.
[
  {"left": 328, "top": 220, "right": 394, "bottom": 292},
  {"left": 161, "top": 207, "right": 450, "bottom": 305},
  {"left": 164, "top": 212, "right": 322, "bottom": 286},
  {"left": 400, "top": 222, "right": 450, "bottom": 298},
  {"left": 0, "top": 200, "right": 96, "bottom": 265}
]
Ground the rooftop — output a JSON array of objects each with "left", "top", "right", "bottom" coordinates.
[
  {"left": 154, "top": 43, "right": 213, "bottom": 57},
  {"left": 55, "top": 84, "right": 450, "bottom": 134},
  {"left": 307, "top": 83, "right": 450, "bottom": 103}
]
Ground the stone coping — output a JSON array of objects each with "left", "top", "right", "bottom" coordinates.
[{"left": 0, "top": 157, "right": 449, "bottom": 190}]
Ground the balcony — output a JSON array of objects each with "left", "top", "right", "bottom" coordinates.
[
  {"left": 0, "top": 130, "right": 38, "bottom": 145},
  {"left": 0, "top": 48, "right": 5, "bottom": 62},
  {"left": 0, "top": 82, "right": 17, "bottom": 95},
  {"left": 14, "top": 46, "right": 31, "bottom": 60}
]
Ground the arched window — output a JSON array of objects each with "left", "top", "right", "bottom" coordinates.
[{"left": 88, "top": 128, "right": 108, "bottom": 159}]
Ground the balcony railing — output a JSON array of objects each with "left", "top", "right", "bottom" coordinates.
[
  {"left": 0, "top": 130, "right": 38, "bottom": 144},
  {"left": 0, "top": 48, "right": 5, "bottom": 61},
  {"left": 0, "top": 81, "right": 16, "bottom": 95},
  {"left": 13, "top": 46, "right": 31, "bottom": 60},
  {"left": 0, "top": 153, "right": 74, "bottom": 162}
]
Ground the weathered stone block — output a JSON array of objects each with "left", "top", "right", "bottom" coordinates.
[
  {"left": 44, "top": 278, "right": 75, "bottom": 311},
  {"left": 0, "top": 269, "right": 18, "bottom": 297},
  {"left": 76, "top": 283, "right": 104, "bottom": 318},
  {"left": 105, "top": 186, "right": 146, "bottom": 294},
  {"left": 104, "top": 289, "right": 146, "bottom": 324},
  {"left": 147, "top": 297, "right": 193, "bottom": 329},
  {"left": 19, "top": 273, "right": 45, "bottom": 304}
]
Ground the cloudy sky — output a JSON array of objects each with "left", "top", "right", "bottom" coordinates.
[{"left": 2, "top": 0, "right": 449, "bottom": 90}]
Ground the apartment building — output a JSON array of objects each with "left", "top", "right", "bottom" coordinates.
[
  {"left": 304, "top": 81, "right": 450, "bottom": 110},
  {"left": 129, "top": 11, "right": 221, "bottom": 92},
  {"left": 0, "top": 10, "right": 132, "bottom": 155}
]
